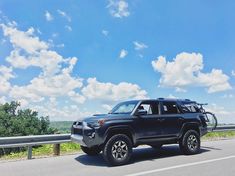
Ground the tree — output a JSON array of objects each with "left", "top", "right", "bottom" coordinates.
[{"left": 0, "top": 101, "right": 56, "bottom": 155}]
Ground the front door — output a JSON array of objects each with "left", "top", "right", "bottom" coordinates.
[{"left": 134, "top": 101, "right": 163, "bottom": 140}]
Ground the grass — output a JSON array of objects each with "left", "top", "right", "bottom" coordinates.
[
  {"left": 202, "top": 131, "right": 235, "bottom": 140},
  {"left": 0, "top": 142, "right": 80, "bottom": 160},
  {"left": 1, "top": 131, "right": 235, "bottom": 161}
]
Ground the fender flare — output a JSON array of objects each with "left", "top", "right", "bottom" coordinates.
[
  {"left": 104, "top": 125, "right": 136, "bottom": 144},
  {"left": 179, "top": 122, "right": 200, "bottom": 138}
]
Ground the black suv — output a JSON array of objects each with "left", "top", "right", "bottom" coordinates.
[{"left": 71, "top": 98, "right": 217, "bottom": 166}]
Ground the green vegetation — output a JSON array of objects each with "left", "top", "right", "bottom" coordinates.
[
  {"left": 202, "top": 131, "right": 235, "bottom": 140},
  {"left": 0, "top": 101, "right": 56, "bottom": 156},
  {"left": 0, "top": 142, "right": 80, "bottom": 160},
  {"left": 50, "top": 121, "right": 73, "bottom": 133}
]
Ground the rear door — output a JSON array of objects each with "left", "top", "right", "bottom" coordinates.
[{"left": 159, "top": 101, "right": 184, "bottom": 137}]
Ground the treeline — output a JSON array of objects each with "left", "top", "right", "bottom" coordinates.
[{"left": 0, "top": 101, "right": 56, "bottom": 156}]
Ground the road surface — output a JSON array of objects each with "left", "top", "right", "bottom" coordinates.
[{"left": 1, "top": 138, "right": 235, "bottom": 176}]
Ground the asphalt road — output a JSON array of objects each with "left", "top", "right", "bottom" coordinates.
[{"left": 1, "top": 138, "right": 235, "bottom": 176}]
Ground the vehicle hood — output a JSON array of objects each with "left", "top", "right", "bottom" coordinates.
[{"left": 80, "top": 114, "right": 129, "bottom": 123}]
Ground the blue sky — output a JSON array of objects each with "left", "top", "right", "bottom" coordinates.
[{"left": 0, "top": 0, "right": 235, "bottom": 123}]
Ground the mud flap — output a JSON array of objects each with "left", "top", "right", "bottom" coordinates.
[{"left": 204, "top": 112, "right": 217, "bottom": 132}]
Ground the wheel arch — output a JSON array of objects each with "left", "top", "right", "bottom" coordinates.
[
  {"left": 104, "top": 126, "right": 136, "bottom": 146},
  {"left": 179, "top": 122, "right": 200, "bottom": 139}
]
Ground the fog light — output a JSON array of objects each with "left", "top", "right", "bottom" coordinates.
[{"left": 88, "top": 132, "right": 95, "bottom": 139}]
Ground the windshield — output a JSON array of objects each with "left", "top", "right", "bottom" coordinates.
[{"left": 109, "top": 101, "right": 139, "bottom": 114}]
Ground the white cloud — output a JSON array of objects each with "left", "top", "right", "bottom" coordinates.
[
  {"left": 0, "top": 65, "right": 14, "bottom": 94},
  {"left": 119, "top": 49, "right": 128, "bottom": 58},
  {"left": 107, "top": 0, "right": 130, "bottom": 18},
  {"left": 1, "top": 22, "right": 85, "bottom": 106},
  {"left": 151, "top": 52, "right": 232, "bottom": 93},
  {"left": 1, "top": 24, "right": 48, "bottom": 54},
  {"left": 32, "top": 100, "right": 91, "bottom": 121},
  {"left": 102, "top": 30, "right": 109, "bottom": 36},
  {"left": 0, "top": 96, "right": 7, "bottom": 104},
  {"left": 51, "top": 33, "right": 58, "bottom": 38},
  {"left": 65, "top": 25, "right": 72, "bottom": 32},
  {"left": 0, "top": 20, "right": 150, "bottom": 121},
  {"left": 102, "top": 104, "right": 113, "bottom": 111},
  {"left": 232, "top": 70, "right": 235, "bottom": 76},
  {"left": 57, "top": 9, "right": 71, "bottom": 22},
  {"left": 45, "top": 11, "right": 53, "bottom": 21},
  {"left": 167, "top": 94, "right": 178, "bottom": 99},
  {"left": 82, "top": 78, "right": 148, "bottom": 102},
  {"left": 133, "top": 41, "right": 148, "bottom": 50},
  {"left": 222, "top": 94, "right": 234, "bottom": 99}
]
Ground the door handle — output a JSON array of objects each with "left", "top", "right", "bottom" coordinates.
[
  {"left": 178, "top": 117, "right": 184, "bottom": 122},
  {"left": 158, "top": 118, "right": 165, "bottom": 122}
]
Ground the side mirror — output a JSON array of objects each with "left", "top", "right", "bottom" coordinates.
[{"left": 136, "top": 109, "right": 147, "bottom": 116}]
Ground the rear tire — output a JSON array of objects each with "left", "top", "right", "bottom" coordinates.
[
  {"left": 102, "top": 134, "right": 133, "bottom": 166},
  {"left": 179, "top": 130, "right": 200, "bottom": 155},
  {"left": 81, "top": 146, "right": 101, "bottom": 156}
]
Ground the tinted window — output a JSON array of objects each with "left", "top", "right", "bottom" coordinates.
[
  {"left": 162, "top": 101, "right": 179, "bottom": 114},
  {"left": 180, "top": 102, "right": 200, "bottom": 113},
  {"left": 137, "top": 101, "right": 159, "bottom": 115}
]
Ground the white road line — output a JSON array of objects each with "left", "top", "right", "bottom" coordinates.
[{"left": 125, "top": 155, "right": 235, "bottom": 176}]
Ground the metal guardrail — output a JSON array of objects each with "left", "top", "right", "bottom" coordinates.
[
  {"left": 0, "top": 125, "right": 235, "bottom": 159},
  {"left": 0, "top": 134, "right": 71, "bottom": 159},
  {"left": 213, "top": 125, "right": 235, "bottom": 132}
]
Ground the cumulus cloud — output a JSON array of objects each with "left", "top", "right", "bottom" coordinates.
[
  {"left": 119, "top": 49, "right": 128, "bottom": 58},
  {"left": 65, "top": 25, "right": 72, "bottom": 32},
  {"left": 0, "top": 23, "right": 84, "bottom": 105},
  {"left": 102, "top": 30, "right": 109, "bottom": 36},
  {"left": 45, "top": 11, "right": 53, "bottom": 21},
  {"left": 1, "top": 24, "right": 48, "bottom": 54},
  {"left": 107, "top": 0, "right": 130, "bottom": 18},
  {"left": 57, "top": 9, "right": 71, "bottom": 22},
  {"left": 232, "top": 70, "right": 235, "bottom": 76},
  {"left": 0, "top": 20, "right": 148, "bottom": 120},
  {"left": 0, "top": 65, "right": 14, "bottom": 94},
  {"left": 82, "top": 78, "right": 148, "bottom": 102},
  {"left": 151, "top": 52, "right": 232, "bottom": 93},
  {"left": 133, "top": 41, "right": 148, "bottom": 50},
  {"left": 102, "top": 104, "right": 113, "bottom": 111}
]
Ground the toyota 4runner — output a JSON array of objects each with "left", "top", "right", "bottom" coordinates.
[{"left": 71, "top": 98, "right": 217, "bottom": 166}]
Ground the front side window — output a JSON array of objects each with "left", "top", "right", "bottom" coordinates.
[
  {"left": 137, "top": 101, "right": 159, "bottom": 115},
  {"left": 109, "top": 101, "right": 138, "bottom": 114},
  {"left": 162, "top": 101, "right": 179, "bottom": 114}
]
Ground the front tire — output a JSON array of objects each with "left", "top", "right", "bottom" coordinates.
[
  {"left": 179, "top": 130, "right": 200, "bottom": 155},
  {"left": 102, "top": 134, "right": 133, "bottom": 166},
  {"left": 81, "top": 146, "right": 101, "bottom": 156}
]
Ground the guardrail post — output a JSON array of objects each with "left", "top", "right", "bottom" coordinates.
[
  {"left": 53, "top": 144, "right": 60, "bottom": 156},
  {"left": 27, "top": 146, "right": 33, "bottom": 159}
]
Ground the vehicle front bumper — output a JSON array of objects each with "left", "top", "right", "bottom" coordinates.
[{"left": 71, "top": 134, "right": 87, "bottom": 147}]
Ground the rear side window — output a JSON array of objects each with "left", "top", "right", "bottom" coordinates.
[
  {"left": 162, "top": 101, "right": 179, "bottom": 114},
  {"left": 180, "top": 102, "right": 200, "bottom": 113}
]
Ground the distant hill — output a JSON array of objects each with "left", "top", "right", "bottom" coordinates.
[{"left": 50, "top": 121, "right": 73, "bottom": 133}]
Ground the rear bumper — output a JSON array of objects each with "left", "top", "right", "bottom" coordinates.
[{"left": 71, "top": 134, "right": 87, "bottom": 147}]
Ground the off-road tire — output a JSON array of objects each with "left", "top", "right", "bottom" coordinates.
[
  {"left": 102, "top": 134, "right": 133, "bottom": 166},
  {"left": 179, "top": 130, "right": 200, "bottom": 155}
]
